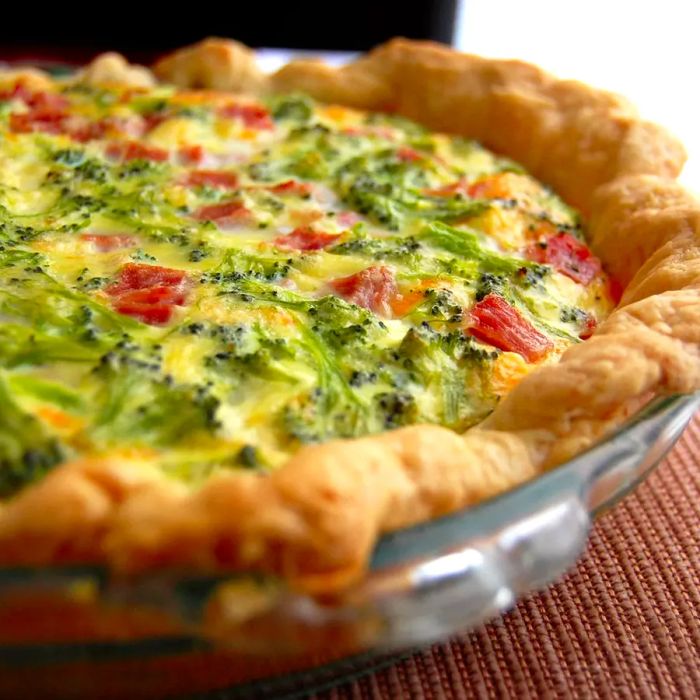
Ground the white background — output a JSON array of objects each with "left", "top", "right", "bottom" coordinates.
[{"left": 454, "top": 0, "right": 700, "bottom": 190}]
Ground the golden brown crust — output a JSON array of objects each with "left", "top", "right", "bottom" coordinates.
[
  {"left": 153, "top": 37, "right": 266, "bottom": 94},
  {"left": 77, "top": 52, "right": 156, "bottom": 88},
  {"left": 0, "top": 38, "right": 697, "bottom": 594},
  {"left": 0, "top": 68, "right": 55, "bottom": 91}
]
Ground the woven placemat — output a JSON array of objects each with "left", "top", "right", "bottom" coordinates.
[{"left": 311, "top": 413, "right": 700, "bottom": 700}]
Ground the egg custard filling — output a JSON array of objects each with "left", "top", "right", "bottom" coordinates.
[{"left": 0, "top": 78, "right": 616, "bottom": 494}]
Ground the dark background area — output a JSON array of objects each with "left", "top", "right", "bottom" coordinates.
[{"left": 0, "top": 1, "right": 457, "bottom": 65}]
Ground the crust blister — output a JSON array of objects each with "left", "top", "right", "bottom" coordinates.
[
  {"left": 0, "top": 38, "right": 697, "bottom": 592},
  {"left": 153, "top": 38, "right": 266, "bottom": 95}
]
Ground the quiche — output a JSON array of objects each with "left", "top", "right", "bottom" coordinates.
[{"left": 0, "top": 39, "right": 697, "bottom": 594}]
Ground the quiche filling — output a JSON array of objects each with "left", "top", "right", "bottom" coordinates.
[{"left": 0, "top": 78, "right": 616, "bottom": 494}]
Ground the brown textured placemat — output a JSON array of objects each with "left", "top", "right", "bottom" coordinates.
[{"left": 311, "top": 413, "right": 700, "bottom": 700}]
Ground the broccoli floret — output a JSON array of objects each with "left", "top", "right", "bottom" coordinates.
[
  {"left": 330, "top": 233, "right": 423, "bottom": 265},
  {"left": 389, "top": 323, "right": 497, "bottom": 429},
  {"left": 270, "top": 94, "right": 314, "bottom": 123},
  {"left": 0, "top": 378, "right": 65, "bottom": 497},
  {"left": 475, "top": 272, "right": 506, "bottom": 301},
  {"left": 88, "top": 343, "right": 221, "bottom": 448},
  {"left": 335, "top": 152, "right": 489, "bottom": 230},
  {"left": 203, "top": 249, "right": 292, "bottom": 285},
  {"left": 52, "top": 148, "right": 86, "bottom": 167},
  {"left": 283, "top": 387, "right": 365, "bottom": 443},
  {"left": 373, "top": 390, "right": 418, "bottom": 429}
]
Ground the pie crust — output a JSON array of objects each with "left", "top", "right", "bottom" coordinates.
[{"left": 0, "top": 38, "right": 698, "bottom": 594}]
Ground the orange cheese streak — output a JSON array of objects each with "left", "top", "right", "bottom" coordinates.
[{"left": 36, "top": 406, "right": 84, "bottom": 433}]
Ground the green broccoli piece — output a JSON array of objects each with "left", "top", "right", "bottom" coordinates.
[{"left": 0, "top": 376, "right": 65, "bottom": 498}]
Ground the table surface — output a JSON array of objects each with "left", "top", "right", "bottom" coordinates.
[{"left": 309, "top": 413, "right": 700, "bottom": 699}]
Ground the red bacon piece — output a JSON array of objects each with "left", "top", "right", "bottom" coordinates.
[
  {"left": 329, "top": 265, "right": 398, "bottom": 317},
  {"left": 2, "top": 85, "right": 113, "bottom": 143},
  {"left": 108, "top": 263, "right": 188, "bottom": 292},
  {"left": 178, "top": 144, "right": 205, "bottom": 165},
  {"left": 396, "top": 146, "right": 423, "bottom": 162},
  {"left": 142, "top": 112, "right": 168, "bottom": 133},
  {"left": 106, "top": 263, "right": 190, "bottom": 325},
  {"left": 0, "top": 81, "right": 34, "bottom": 103},
  {"left": 9, "top": 109, "right": 66, "bottom": 135},
  {"left": 183, "top": 170, "right": 239, "bottom": 189},
  {"left": 526, "top": 231, "right": 602, "bottom": 286},
  {"left": 468, "top": 294, "right": 553, "bottom": 362},
  {"left": 273, "top": 226, "right": 340, "bottom": 251},
  {"left": 193, "top": 200, "right": 251, "bottom": 225},
  {"left": 112, "top": 285, "right": 188, "bottom": 307},
  {"left": 267, "top": 180, "right": 313, "bottom": 197},
  {"left": 0, "top": 82, "right": 69, "bottom": 111},
  {"left": 106, "top": 141, "right": 169, "bottom": 162},
  {"left": 218, "top": 102, "right": 274, "bottom": 130},
  {"left": 64, "top": 120, "right": 106, "bottom": 142},
  {"left": 27, "top": 91, "right": 69, "bottom": 111},
  {"left": 111, "top": 300, "right": 175, "bottom": 325}
]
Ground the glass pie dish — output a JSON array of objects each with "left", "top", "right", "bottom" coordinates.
[{"left": 0, "top": 392, "right": 696, "bottom": 699}]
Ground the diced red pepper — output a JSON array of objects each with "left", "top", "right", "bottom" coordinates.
[
  {"left": 39, "top": 116, "right": 137, "bottom": 144},
  {"left": 107, "top": 263, "right": 188, "bottom": 294},
  {"left": 193, "top": 200, "right": 251, "bottom": 225},
  {"left": 329, "top": 265, "right": 398, "bottom": 317},
  {"left": 9, "top": 109, "right": 66, "bottom": 135},
  {"left": 467, "top": 294, "right": 553, "bottom": 362},
  {"left": 526, "top": 231, "right": 602, "bottom": 286},
  {"left": 0, "top": 81, "right": 34, "bottom": 103},
  {"left": 273, "top": 226, "right": 341, "bottom": 251},
  {"left": 106, "top": 141, "right": 169, "bottom": 162},
  {"left": 80, "top": 233, "right": 137, "bottom": 252},
  {"left": 142, "top": 112, "right": 168, "bottom": 133},
  {"left": 63, "top": 120, "right": 106, "bottom": 143},
  {"left": 26, "top": 91, "right": 69, "bottom": 112},
  {"left": 218, "top": 102, "right": 274, "bottom": 130},
  {"left": 178, "top": 144, "right": 205, "bottom": 165},
  {"left": 183, "top": 170, "right": 239, "bottom": 189},
  {"left": 0, "top": 82, "right": 69, "bottom": 111},
  {"left": 8, "top": 102, "right": 144, "bottom": 143},
  {"left": 106, "top": 263, "right": 190, "bottom": 325},
  {"left": 111, "top": 300, "right": 175, "bottom": 325},
  {"left": 111, "top": 285, "right": 188, "bottom": 307},
  {"left": 267, "top": 180, "right": 313, "bottom": 197},
  {"left": 3, "top": 83, "right": 74, "bottom": 137},
  {"left": 396, "top": 146, "right": 422, "bottom": 162}
]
